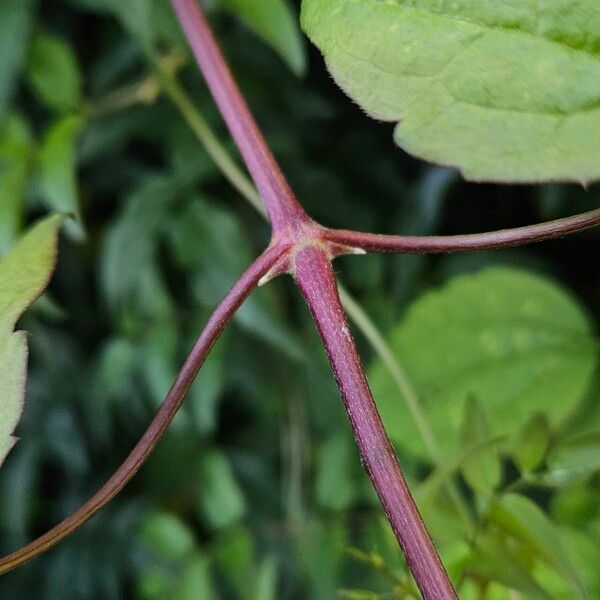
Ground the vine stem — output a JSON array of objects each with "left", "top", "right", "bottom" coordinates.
[
  {"left": 324, "top": 208, "right": 600, "bottom": 253},
  {"left": 338, "top": 288, "right": 438, "bottom": 458},
  {"left": 0, "top": 243, "right": 286, "bottom": 576},
  {"left": 3, "top": 0, "right": 599, "bottom": 593},
  {"left": 295, "top": 245, "right": 457, "bottom": 600},
  {"left": 339, "top": 289, "right": 477, "bottom": 534},
  {"left": 153, "top": 53, "right": 600, "bottom": 257},
  {"left": 170, "top": 0, "right": 310, "bottom": 235}
]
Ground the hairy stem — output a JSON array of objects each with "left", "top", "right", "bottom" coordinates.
[
  {"left": 295, "top": 245, "right": 457, "bottom": 600},
  {"left": 0, "top": 244, "right": 285, "bottom": 575},
  {"left": 170, "top": 0, "right": 310, "bottom": 234},
  {"left": 324, "top": 208, "right": 600, "bottom": 253}
]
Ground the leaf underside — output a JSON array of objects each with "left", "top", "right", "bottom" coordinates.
[
  {"left": 369, "top": 267, "right": 598, "bottom": 459},
  {"left": 301, "top": 0, "right": 600, "bottom": 184},
  {"left": 0, "top": 216, "right": 61, "bottom": 467}
]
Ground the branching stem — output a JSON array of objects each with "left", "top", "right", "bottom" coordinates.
[{"left": 3, "top": 0, "right": 599, "bottom": 597}]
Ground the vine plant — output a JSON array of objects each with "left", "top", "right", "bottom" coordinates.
[{"left": 1, "top": 1, "right": 600, "bottom": 598}]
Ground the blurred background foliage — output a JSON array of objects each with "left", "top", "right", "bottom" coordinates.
[{"left": 0, "top": 0, "right": 599, "bottom": 598}]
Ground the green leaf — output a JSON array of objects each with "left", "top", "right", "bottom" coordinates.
[
  {"left": 301, "top": 0, "right": 600, "bottom": 183},
  {"left": 187, "top": 331, "right": 228, "bottom": 436},
  {"left": 220, "top": 0, "right": 306, "bottom": 75},
  {"left": 369, "top": 267, "right": 598, "bottom": 459},
  {"left": 439, "top": 539, "right": 471, "bottom": 586},
  {"left": 214, "top": 528, "right": 255, "bottom": 599},
  {"left": 101, "top": 175, "right": 175, "bottom": 322},
  {"left": 556, "top": 527, "right": 600, "bottom": 596},
  {"left": 0, "top": 114, "right": 32, "bottom": 254},
  {"left": 298, "top": 519, "right": 348, "bottom": 599},
  {"left": 513, "top": 413, "right": 550, "bottom": 474},
  {"left": 315, "top": 430, "right": 358, "bottom": 510},
  {"left": 174, "top": 554, "right": 214, "bottom": 600},
  {"left": 544, "top": 431, "right": 600, "bottom": 486},
  {"left": 38, "top": 115, "right": 86, "bottom": 239},
  {"left": 415, "top": 435, "right": 507, "bottom": 510},
  {"left": 141, "top": 512, "right": 196, "bottom": 561},
  {"left": 551, "top": 483, "right": 600, "bottom": 527},
  {"left": 139, "top": 512, "right": 214, "bottom": 600},
  {"left": 254, "top": 555, "right": 278, "bottom": 600},
  {"left": 197, "top": 450, "right": 245, "bottom": 530},
  {"left": 469, "top": 530, "right": 551, "bottom": 599},
  {"left": 489, "top": 493, "right": 586, "bottom": 597},
  {"left": 106, "top": 0, "right": 153, "bottom": 53},
  {"left": 0, "top": 0, "right": 34, "bottom": 115},
  {"left": 26, "top": 33, "right": 82, "bottom": 112},
  {"left": 459, "top": 396, "right": 502, "bottom": 493},
  {"left": 0, "top": 216, "right": 61, "bottom": 466}
]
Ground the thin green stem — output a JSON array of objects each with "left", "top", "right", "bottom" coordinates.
[
  {"left": 83, "top": 53, "right": 186, "bottom": 118},
  {"left": 339, "top": 289, "right": 437, "bottom": 458},
  {"left": 157, "top": 68, "right": 266, "bottom": 217},
  {"left": 339, "top": 288, "right": 474, "bottom": 533},
  {"left": 159, "top": 66, "right": 473, "bottom": 535},
  {"left": 345, "top": 548, "right": 406, "bottom": 587},
  {"left": 83, "top": 78, "right": 161, "bottom": 117}
]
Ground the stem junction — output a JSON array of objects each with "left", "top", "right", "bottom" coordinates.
[{"left": 2, "top": 1, "right": 599, "bottom": 599}]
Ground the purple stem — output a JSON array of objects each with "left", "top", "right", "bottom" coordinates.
[
  {"left": 169, "top": 0, "right": 310, "bottom": 235},
  {"left": 324, "top": 208, "right": 600, "bottom": 254},
  {"left": 295, "top": 245, "right": 457, "bottom": 600},
  {"left": 6, "top": 0, "right": 598, "bottom": 591},
  {"left": 0, "top": 243, "right": 286, "bottom": 575}
]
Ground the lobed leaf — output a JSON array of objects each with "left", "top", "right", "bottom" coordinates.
[
  {"left": 301, "top": 0, "right": 600, "bottom": 183},
  {"left": 0, "top": 216, "right": 61, "bottom": 466}
]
